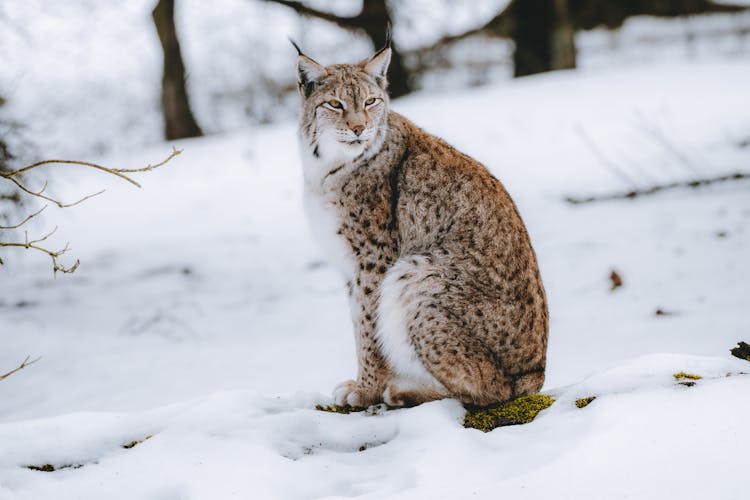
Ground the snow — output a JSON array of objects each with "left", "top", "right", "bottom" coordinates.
[
  {"left": 1, "top": 359, "right": 748, "bottom": 499},
  {"left": 2, "top": 32, "right": 750, "bottom": 500}
]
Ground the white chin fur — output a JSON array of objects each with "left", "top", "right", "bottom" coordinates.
[{"left": 319, "top": 133, "right": 366, "bottom": 162}]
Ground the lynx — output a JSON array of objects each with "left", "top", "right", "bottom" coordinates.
[{"left": 294, "top": 42, "right": 548, "bottom": 408}]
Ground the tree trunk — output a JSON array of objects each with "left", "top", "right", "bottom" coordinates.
[
  {"left": 262, "top": 0, "right": 414, "bottom": 98},
  {"left": 152, "top": 0, "right": 203, "bottom": 140},
  {"left": 569, "top": 0, "right": 749, "bottom": 30},
  {"left": 0, "top": 96, "right": 10, "bottom": 172},
  {"left": 511, "top": 0, "right": 577, "bottom": 77},
  {"left": 551, "top": 0, "right": 577, "bottom": 71},
  {"left": 358, "top": 0, "right": 411, "bottom": 98}
]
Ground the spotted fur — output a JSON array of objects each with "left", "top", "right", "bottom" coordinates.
[{"left": 295, "top": 46, "right": 548, "bottom": 407}]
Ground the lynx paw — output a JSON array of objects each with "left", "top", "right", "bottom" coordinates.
[
  {"left": 333, "top": 380, "right": 380, "bottom": 407},
  {"left": 383, "top": 380, "right": 448, "bottom": 407}
]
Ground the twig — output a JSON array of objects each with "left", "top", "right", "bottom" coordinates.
[
  {"left": 635, "top": 111, "right": 708, "bottom": 178},
  {"left": 0, "top": 205, "right": 46, "bottom": 229},
  {"left": 3, "top": 174, "right": 105, "bottom": 209},
  {"left": 406, "top": 4, "right": 513, "bottom": 58},
  {"left": 574, "top": 125, "right": 639, "bottom": 189},
  {"left": 565, "top": 171, "right": 750, "bottom": 204},
  {"left": 0, "top": 226, "right": 80, "bottom": 275},
  {"left": 4, "top": 147, "right": 182, "bottom": 187},
  {"left": 0, "top": 148, "right": 182, "bottom": 208},
  {"left": 0, "top": 355, "right": 41, "bottom": 382},
  {"left": 109, "top": 147, "right": 182, "bottom": 174},
  {"left": 259, "top": 0, "right": 354, "bottom": 30},
  {"left": 0, "top": 148, "right": 181, "bottom": 274}
]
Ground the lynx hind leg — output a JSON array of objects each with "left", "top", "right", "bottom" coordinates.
[
  {"left": 377, "top": 255, "right": 515, "bottom": 407},
  {"left": 376, "top": 256, "right": 450, "bottom": 406}
]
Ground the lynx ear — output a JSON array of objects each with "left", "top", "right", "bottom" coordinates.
[
  {"left": 290, "top": 39, "right": 326, "bottom": 98},
  {"left": 362, "top": 46, "right": 391, "bottom": 89}
]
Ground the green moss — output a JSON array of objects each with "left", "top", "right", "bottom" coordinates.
[
  {"left": 673, "top": 371, "right": 702, "bottom": 381},
  {"left": 26, "top": 464, "right": 55, "bottom": 472},
  {"left": 575, "top": 396, "right": 596, "bottom": 408},
  {"left": 464, "top": 394, "right": 555, "bottom": 432},
  {"left": 25, "top": 463, "right": 83, "bottom": 472},
  {"left": 315, "top": 403, "right": 365, "bottom": 414}
]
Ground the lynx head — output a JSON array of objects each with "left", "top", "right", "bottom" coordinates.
[{"left": 293, "top": 41, "right": 391, "bottom": 166}]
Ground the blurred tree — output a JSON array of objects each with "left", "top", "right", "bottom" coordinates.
[
  {"left": 424, "top": 0, "right": 748, "bottom": 77},
  {"left": 261, "top": 0, "right": 412, "bottom": 97},
  {"left": 152, "top": 0, "right": 203, "bottom": 140},
  {"left": 569, "top": 0, "right": 748, "bottom": 30},
  {"left": 0, "top": 96, "right": 10, "bottom": 171},
  {"left": 511, "top": 0, "right": 576, "bottom": 76},
  {"left": 0, "top": 95, "right": 22, "bottom": 219}
]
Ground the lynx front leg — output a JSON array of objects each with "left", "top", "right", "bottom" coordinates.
[{"left": 333, "top": 279, "right": 391, "bottom": 407}]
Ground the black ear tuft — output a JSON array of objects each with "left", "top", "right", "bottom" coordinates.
[
  {"left": 360, "top": 25, "right": 393, "bottom": 89},
  {"left": 288, "top": 37, "right": 303, "bottom": 56},
  {"left": 363, "top": 41, "right": 392, "bottom": 89},
  {"left": 292, "top": 41, "right": 327, "bottom": 98}
]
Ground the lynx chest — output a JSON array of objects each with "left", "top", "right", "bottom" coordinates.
[
  {"left": 303, "top": 169, "right": 398, "bottom": 284},
  {"left": 303, "top": 185, "right": 357, "bottom": 282}
]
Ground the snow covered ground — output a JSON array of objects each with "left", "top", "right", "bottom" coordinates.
[{"left": 1, "top": 57, "right": 750, "bottom": 498}]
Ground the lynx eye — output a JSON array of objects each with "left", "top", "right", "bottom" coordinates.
[
  {"left": 324, "top": 99, "right": 344, "bottom": 110},
  {"left": 364, "top": 97, "right": 378, "bottom": 107}
]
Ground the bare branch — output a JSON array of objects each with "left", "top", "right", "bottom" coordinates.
[
  {"left": 3, "top": 147, "right": 182, "bottom": 189},
  {"left": 269, "top": 0, "right": 512, "bottom": 63},
  {"left": 3, "top": 174, "right": 106, "bottom": 209},
  {"left": 7, "top": 160, "right": 138, "bottom": 187},
  {"left": 0, "top": 355, "right": 41, "bottom": 382},
  {"left": 565, "top": 172, "right": 750, "bottom": 204},
  {"left": 26, "top": 225, "right": 58, "bottom": 245},
  {"left": 574, "top": 125, "right": 639, "bottom": 189},
  {"left": 635, "top": 112, "right": 707, "bottom": 179},
  {"left": 0, "top": 148, "right": 180, "bottom": 209},
  {"left": 405, "top": 6, "right": 513, "bottom": 60},
  {"left": 0, "top": 148, "right": 181, "bottom": 274},
  {"left": 0, "top": 226, "right": 80, "bottom": 275},
  {"left": 0, "top": 205, "right": 46, "bottom": 229},
  {"left": 110, "top": 147, "right": 183, "bottom": 174},
  {"left": 260, "top": 0, "right": 361, "bottom": 31}
]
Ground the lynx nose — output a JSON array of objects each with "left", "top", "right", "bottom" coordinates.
[{"left": 350, "top": 124, "right": 365, "bottom": 137}]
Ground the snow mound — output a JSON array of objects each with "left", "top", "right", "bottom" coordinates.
[{"left": 1, "top": 354, "right": 747, "bottom": 499}]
